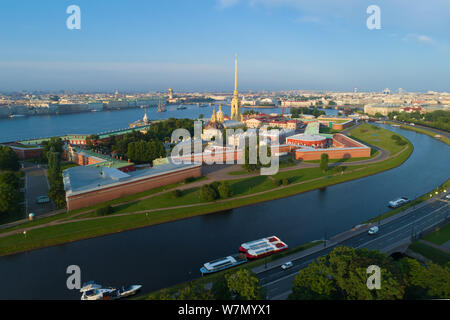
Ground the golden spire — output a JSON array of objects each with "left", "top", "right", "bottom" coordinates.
[
  {"left": 211, "top": 107, "right": 216, "bottom": 123},
  {"left": 234, "top": 54, "right": 238, "bottom": 95}
]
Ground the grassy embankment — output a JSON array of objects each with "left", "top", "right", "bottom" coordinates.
[
  {"left": 386, "top": 121, "right": 450, "bottom": 146},
  {"left": 408, "top": 222, "right": 450, "bottom": 266},
  {"left": 409, "top": 241, "right": 450, "bottom": 266},
  {"left": 0, "top": 124, "right": 413, "bottom": 256}
]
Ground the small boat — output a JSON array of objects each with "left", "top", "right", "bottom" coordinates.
[
  {"left": 199, "top": 104, "right": 208, "bottom": 108},
  {"left": 81, "top": 287, "right": 121, "bottom": 300},
  {"left": 9, "top": 114, "right": 26, "bottom": 118},
  {"left": 200, "top": 253, "right": 247, "bottom": 275},
  {"left": 119, "top": 285, "right": 142, "bottom": 298},
  {"left": 80, "top": 281, "right": 102, "bottom": 293},
  {"left": 177, "top": 105, "right": 187, "bottom": 110}
]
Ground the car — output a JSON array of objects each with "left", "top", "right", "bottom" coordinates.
[
  {"left": 446, "top": 194, "right": 450, "bottom": 200},
  {"left": 368, "top": 226, "right": 379, "bottom": 235},
  {"left": 388, "top": 197, "right": 410, "bottom": 208},
  {"left": 281, "top": 261, "right": 293, "bottom": 270},
  {"left": 36, "top": 195, "right": 50, "bottom": 204}
]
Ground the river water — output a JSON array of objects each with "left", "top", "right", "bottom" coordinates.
[
  {"left": 0, "top": 105, "right": 337, "bottom": 143},
  {"left": 0, "top": 119, "right": 448, "bottom": 299}
]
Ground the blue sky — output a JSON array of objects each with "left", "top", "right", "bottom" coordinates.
[{"left": 0, "top": 0, "right": 449, "bottom": 92}]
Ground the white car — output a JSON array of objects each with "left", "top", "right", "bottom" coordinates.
[
  {"left": 446, "top": 194, "right": 450, "bottom": 199},
  {"left": 388, "top": 197, "right": 410, "bottom": 208},
  {"left": 368, "top": 226, "right": 379, "bottom": 235},
  {"left": 281, "top": 261, "right": 293, "bottom": 270}
]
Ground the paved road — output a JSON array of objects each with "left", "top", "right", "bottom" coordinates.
[
  {"left": 23, "top": 162, "right": 55, "bottom": 216},
  {"left": 254, "top": 194, "right": 450, "bottom": 300}
]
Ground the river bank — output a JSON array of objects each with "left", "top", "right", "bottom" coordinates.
[
  {"left": 0, "top": 124, "right": 414, "bottom": 257},
  {"left": 1, "top": 123, "right": 448, "bottom": 299}
]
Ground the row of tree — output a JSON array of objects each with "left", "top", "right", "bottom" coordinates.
[
  {"left": 47, "top": 147, "right": 66, "bottom": 209},
  {"left": 290, "top": 107, "right": 326, "bottom": 118},
  {"left": 289, "top": 246, "right": 450, "bottom": 300},
  {"left": 388, "top": 110, "right": 450, "bottom": 132},
  {"left": 86, "top": 118, "right": 194, "bottom": 164}
]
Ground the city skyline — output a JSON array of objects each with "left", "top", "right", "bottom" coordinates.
[{"left": 0, "top": 0, "right": 449, "bottom": 92}]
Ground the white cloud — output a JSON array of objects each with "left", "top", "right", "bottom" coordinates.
[{"left": 402, "top": 34, "right": 435, "bottom": 45}]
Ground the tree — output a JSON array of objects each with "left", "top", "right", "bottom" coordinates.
[
  {"left": 0, "top": 182, "right": 19, "bottom": 214},
  {"left": 0, "top": 172, "right": 20, "bottom": 190},
  {"left": 177, "top": 282, "right": 214, "bottom": 300},
  {"left": 41, "top": 137, "right": 63, "bottom": 163},
  {"left": 172, "top": 189, "right": 182, "bottom": 198},
  {"left": 0, "top": 146, "right": 19, "bottom": 171},
  {"left": 320, "top": 153, "right": 329, "bottom": 173},
  {"left": 290, "top": 246, "right": 406, "bottom": 300},
  {"left": 47, "top": 147, "right": 66, "bottom": 209},
  {"left": 211, "top": 275, "right": 232, "bottom": 300},
  {"left": 218, "top": 181, "right": 232, "bottom": 199},
  {"left": 225, "top": 269, "right": 262, "bottom": 300},
  {"left": 200, "top": 184, "right": 218, "bottom": 202},
  {"left": 403, "top": 258, "right": 450, "bottom": 299}
]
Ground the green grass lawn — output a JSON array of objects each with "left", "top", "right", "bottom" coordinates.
[
  {"left": 424, "top": 223, "right": 450, "bottom": 245},
  {"left": 350, "top": 124, "right": 407, "bottom": 154},
  {"left": 409, "top": 241, "right": 450, "bottom": 266}
]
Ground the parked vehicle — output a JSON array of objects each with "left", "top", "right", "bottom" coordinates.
[
  {"left": 388, "top": 197, "right": 410, "bottom": 208},
  {"left": 36, "top": 195, "right": 50, "bottom": 204}
]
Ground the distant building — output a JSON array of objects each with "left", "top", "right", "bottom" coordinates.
[{"left": 364, "top": 103, "right": 402, "bottom": 116}]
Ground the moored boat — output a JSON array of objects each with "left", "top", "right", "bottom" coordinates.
[
  {"left": 81, "top": 287, "right": 121, "bottom": 300},
  {"left": 239, "top": 236, "right": 288, "bottom": 259},
  {"left": 80, "top": 281, "right": 102, "bottom": 293},
  {"left": 200, "top": 253, "right": 247, "bottom": 274},
  {"left": 119, "top": 285, "right": 142, "bottom": 298}
]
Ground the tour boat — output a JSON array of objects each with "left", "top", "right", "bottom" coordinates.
[
  {"left": 239, "top": 236, "right": 288, "bottom": 259},
  {"left": 119, "top": 285, "right": 142, "bottom": 298},
  {"left": 200, "top": 253, "right": 248, "bottom": 274}
]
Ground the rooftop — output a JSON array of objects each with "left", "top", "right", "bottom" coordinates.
[{"left": 63, "top": 159, "right": 201, "bottom": 196}]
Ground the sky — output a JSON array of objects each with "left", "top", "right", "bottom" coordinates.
[{"left": 0, "top": 0, "right": 449, "bottom": 93}]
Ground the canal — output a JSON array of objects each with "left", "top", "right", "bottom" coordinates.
[{"left": 0, "top": 124, "right": 448, "bottom": 299}]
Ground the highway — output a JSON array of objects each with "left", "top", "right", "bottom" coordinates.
[{"left": 255, "top": 194, "right": 450, "bottom": 300}]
